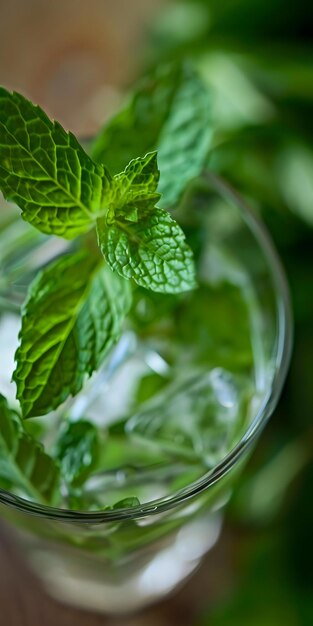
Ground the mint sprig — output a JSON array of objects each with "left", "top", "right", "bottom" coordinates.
[
  {"left": 0, "top": 67, "right": 208, "bottom": 418},
  {"left": 97, "top": 152, "right": 196, "bottom": 292},
  {"left": 13, "top": 251, "right": 132, "bottom": 417},
  {"left": 0, "top": 87, "right": 196, "bottom": 296}
]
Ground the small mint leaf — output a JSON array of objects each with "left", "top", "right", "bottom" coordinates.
[
  {"left": 0, "top": 394, "right": 59, "bottom": 502},
  {"left": 113, "top": 152, "right": 160, "bottom": 207},
  {"left": 109, "top": 152, "right": 160, "bottom": 223},
  {"left": 13, "top": 251, "right": 132, "bottom": 418},
  {"left": 91, "top": 63, "right": 212, "bottom": 208},
  {"left": 0, "top": 88, "right": 112, "bottom": 239},
  {"left": 53, "top": 419, "right": 100, "bottom": 487},
  {"left": 97, "top": 207, "right": 196, "bottom": 294}
]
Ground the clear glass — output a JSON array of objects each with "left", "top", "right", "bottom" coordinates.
[{"left": 0, "top": 172, "right": 292, "bottom": 614}]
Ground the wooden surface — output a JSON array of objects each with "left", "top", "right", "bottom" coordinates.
[{"left": 0, "top": 521, "right": 234, "bottom": 626}]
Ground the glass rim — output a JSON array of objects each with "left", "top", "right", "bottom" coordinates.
[{"left": 0, "top": 172, "right": 293, "bottom": 524}]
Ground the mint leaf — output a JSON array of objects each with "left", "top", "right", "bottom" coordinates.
[
  {"left": 53, "top": 419, "right": 100, "bottom": 486},
  {"left": 97, "top": 150, "right": 196, "bottom": 293},
  {"left": 14, "top": 251, "right": 132, "bottom": 418},
  {"left": 91, "top": 63, "right": 212, "bottom": 207},
  {"left": 156, "top": 71, "right": 213, "bottom": 207},
  {"left": 110, "top": 152, "right": 161, "bottom": 222},
  {"left": 0, "top": 88, "right": 111, "bottom": 238},
  {"left": 97, "top": 207, "right": 196, "bottom": 294},
  {"left": 0, "top": 394, "right": 59, "bottom": 502}
]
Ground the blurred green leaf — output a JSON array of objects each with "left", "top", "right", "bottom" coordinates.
[
  {"left": 276, "top": 145, "right": 313, "bottom": 227},
  {"left": 53, "top": 419, "right": 100, "bottom": 487},
  {"left": 0, "top": 394, "right": 59, "bottom": 502}
]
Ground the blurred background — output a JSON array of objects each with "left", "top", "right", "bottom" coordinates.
[{"left": 0, "top": 0, "right": 313, "bottom": 624}]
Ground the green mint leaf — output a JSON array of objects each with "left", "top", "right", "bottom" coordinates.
[
  {"left": 0, "top": 88, "right": 111, "bottom": 239},
  {"left": 0, "top": 394, "right": 59, "bottom": 502},
  {"left": 98, "top": 151, "right": 197, "bottom": 293},
  {"left": 91, "top": 63, "right": 212, "bottom": 208},
  {"left": 97, "top": 207, "right": 196, "bottom": 294},
  {"left": 110, "top": 152, "right": 161, "bottom": 222},
  {"left": 156, "top": 70, "right": 213, "bottom": 207},
  {"left": 13, "top": 250, "right": 132, "bottom": 418},
  {"left": 53, "top": 419, "right": 100, "bottom": 487}
]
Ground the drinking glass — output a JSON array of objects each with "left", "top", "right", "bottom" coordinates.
[{"left": 0, "top": 172, "right": 292, "bottom": 614}]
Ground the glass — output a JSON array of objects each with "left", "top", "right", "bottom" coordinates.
[{"left": 0, "top": 172, "right": 292, "bottom": 614}]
